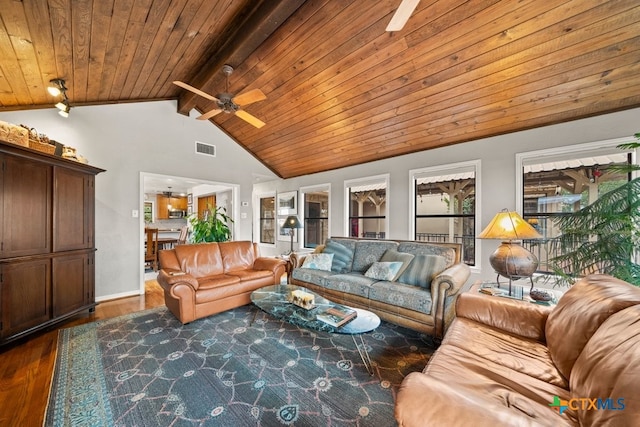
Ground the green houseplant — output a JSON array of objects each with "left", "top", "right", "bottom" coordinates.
[
  {"left": 188, "top": 206, "right": 233, "bottom": 243},
  {"left": 548, "top": 133, "right": 640, "bottom": 286}
]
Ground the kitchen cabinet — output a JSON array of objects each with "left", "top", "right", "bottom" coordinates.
[
  {"left": 0, "top": 140, "right": 104, "bottom": 344},
  {"left": 156, "top": 194, "right": 187, "bottom": 219}
]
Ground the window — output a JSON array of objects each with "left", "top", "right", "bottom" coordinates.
[
  {"left": 345, "top": 175, "right": 388, "bottom": 239},
  {"left": 410, "top": 161, "right": 479, "bottom": 266},
  {"left": 258, "top": 194, "right": 276, "bottom": 244},
  {"left": 301, "top": 184, "right": 330, "bottom": 248},
  {"left": 517, "top": 138, "right": 636, "bottom": 273}
]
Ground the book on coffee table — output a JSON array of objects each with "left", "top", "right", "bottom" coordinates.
[{"left": 317, "top": 305, "right": 357, "bottom": 327}]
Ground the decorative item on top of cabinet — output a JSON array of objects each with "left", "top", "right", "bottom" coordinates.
[{"left": 0, "top": 138, "right": 104, "bottom": 345}]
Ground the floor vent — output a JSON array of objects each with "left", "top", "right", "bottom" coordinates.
[{"left": 195, "top": 141, "right": 216, "bottom": 157}]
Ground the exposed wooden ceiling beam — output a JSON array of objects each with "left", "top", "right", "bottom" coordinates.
[{"left": 176, "top": 0, "right": 305, "bottom": 116}]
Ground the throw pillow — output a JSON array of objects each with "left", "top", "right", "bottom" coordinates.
[
  {"left": 364, "top": 261, "right": 403, "bottom": 281},
  {"left": 380, "top": 249, "right": 415, "bottom": 281},
  {"left": 323, "top": 240, "right": 354, "bottom": 273},
  {"left": 301, "top": 253, "right": 334, "bottom": 271},
  {"left": 398, "top": 254, "right": 447, "bottom": 288}
]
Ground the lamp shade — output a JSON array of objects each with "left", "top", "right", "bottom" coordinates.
[
  {"left": 478, "top": 210, "right": 542, "bottom": 241},
  {"left": 282, "top": 215, "right": 302, "bottom": 229}
]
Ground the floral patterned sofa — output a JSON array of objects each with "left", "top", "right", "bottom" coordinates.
[{"left": 290, "top": 237, "right": 471, "bottom": 340}]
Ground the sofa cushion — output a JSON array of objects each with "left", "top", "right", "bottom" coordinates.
[
  {"left": 443, "top": 318, "right": 567, "bottom": 389},
  {"left": 398, "top": 254, "right": 447, "bottom": 288},
  {"left": 570, "top": 304, "right": 640, "bottom": 426},
  {"left": 291, "top": 267, "right": 333, "bottom": 287},
  {"left": 369, "top": 280, "right": 433, "bottom": 314},
  {"left": 422, "top": 343, "right": 574, "bottom": 426},
  {"left": 397, "top": 241, "right": 457, "bottom": 268},
  {"left": 323, "top": 273, "right": 377, "bottom": 299},
  {"left": 218, "top": 241, "right": 256, "bottom": 272},
  {"left": 351, "top": 240, "right": 399, "bottom": 272},
  {"left": 364, "top": 261, "right": 403, "bottom": 281},
  {"left": 380, "top": 249, "right": 414, "bottom": 281},
  {"left": 546, "top": 274, "right": 640, "bottom": 381},
  {"left": 323, "top": 239, "right": 355, "bottom": 273},
  {"left": 174, "top": 243, "right": 225, "bottom": 278},
  {"left": 301, "top": 253, "right": 334, "bottom": 271}
]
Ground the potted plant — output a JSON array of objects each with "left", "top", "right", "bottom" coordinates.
[
  {"left": 548, "top": 133, "right": 640, "bottom": 286},
  {"left": 188, "top": 206, "right": 233, "bottom": 243}
]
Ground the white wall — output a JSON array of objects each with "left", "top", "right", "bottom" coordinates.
[
  {"left": 254, "top": 107, "right": 640, "bottom": 283},
  {"left": 0, "top": 101, "right": 277, "bottom": 299}
]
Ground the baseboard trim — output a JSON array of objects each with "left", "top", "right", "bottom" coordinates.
[{"left": 96, "top": 289, "right": 143, "bottom": 302}]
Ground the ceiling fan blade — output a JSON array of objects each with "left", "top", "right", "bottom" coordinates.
[
  {"left": 196, "top": 109, "right": 223, "bottom": 120},
  {"left": 386, "top": 0, "right": 420, "bottom": 31},
  {"left": 233, "top": 89, "right": 267, "bottom": 106},
  {"left": 173, "top": 81, "right": 219, "bottom": 102},
  {"left": 235, "top": 109, "right": 265, "bottom": 128}
]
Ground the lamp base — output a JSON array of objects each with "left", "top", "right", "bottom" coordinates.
[{"left": 489, "top": 241, "right": 538, "bottom": 296}]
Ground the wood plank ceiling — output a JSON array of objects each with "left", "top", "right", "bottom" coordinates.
[{"left": 1, "top": 0, "right": 639, "bottom": 179}]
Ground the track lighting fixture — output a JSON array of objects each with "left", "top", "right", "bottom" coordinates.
[{"left": 48, "top": 78, "right": 71, "bottom": 118}]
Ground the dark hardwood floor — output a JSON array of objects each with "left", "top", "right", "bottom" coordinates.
[{"left": 0, "top": 280, "right": 165, "bottom": 427}]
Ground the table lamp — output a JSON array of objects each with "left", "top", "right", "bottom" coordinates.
[
  {"left": 282, "top": 215, "right": 302, "bottom": 254},
  {"left": 478, "top": 209, "right": 543, "bottom": 296}
]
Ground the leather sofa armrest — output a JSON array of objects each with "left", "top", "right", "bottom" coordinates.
[
  {"left": 455, "top": 284, "right": 552, "bottom": 341},
  {"left": 253, "top": 257, "right": 287, "bottom": 272},
  {"left": 430, "top": 263, "right": 471, "bottom": 339},
  {"left": 396, "top": 373, "right": 547, "bottom": 427},
  {"left": 157, "top": 269, "right": 200, "bottom": 292}
]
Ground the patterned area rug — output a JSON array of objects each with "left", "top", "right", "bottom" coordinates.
[{"left": 46, "top": 305, "right": 435, "bottom": 426}]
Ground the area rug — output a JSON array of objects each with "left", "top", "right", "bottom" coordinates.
[{"left": 45, "top": 305, "right": 435, "bottom": 426}]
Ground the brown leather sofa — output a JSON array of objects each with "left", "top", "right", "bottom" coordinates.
[
  {"left": 395, "top": 274, "right": 640, "bottom": 426},
  {"left": 157, "top": 241, "right": 287, "bottom": 323}
]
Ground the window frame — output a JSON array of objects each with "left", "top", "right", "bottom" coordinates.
[
  {"left": 344, "top": 174, "right": 390, "bottom": 239},
  {"left": 254, "top": 191, "right": 276, "bottom": 247},
  {"left": 300, "top": 183, "right": 331, "bottom": 249},
  {"left": 515, "top": 137, "right": 638, "bottom": 273},
  {"left": 409, "top": 160, "right": 481, "bottom": 269}
]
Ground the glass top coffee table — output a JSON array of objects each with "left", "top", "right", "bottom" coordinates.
[{"left": 251, "top": 284, "right": 381, "bottom": 375}]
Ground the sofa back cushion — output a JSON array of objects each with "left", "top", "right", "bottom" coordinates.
[
  {"left": 380, "top": 249, "right": 414, "bottom": 281},
  {"left": 323, "top": 239, "right": 356, "bottom": 273},
  {"left": 351, "top": 240, "right": 399, "bottom": 272},
  {"left": 174, "top": 243, "right": 224, "bottom": 277},
  {"left": 218, "top": 240, "right": 257, "bottom": 272},
  {"left": 546, "top": 274, "right": 640, "bottom": 381},
  {"left": 397, "top": 254, "right": 447, "bottom": 288},
  {"left": 397, "top": 242, "right": 457, "bottom": 268},
  {"left": 569, "top": 304, "right": 640, "bottom": 426}
]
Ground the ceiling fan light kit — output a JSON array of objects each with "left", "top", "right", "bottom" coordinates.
[{"left": 173, "top": 65, "right": 266, "bottom": 128}]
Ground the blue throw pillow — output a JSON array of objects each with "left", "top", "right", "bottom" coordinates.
[
  {"left": 380, "top": 249, "right": 415, "bottom": 281},
  {"left": 323, "top": 240, "right": 354, "bottom": 273},
  {"left": 301, "top": 253, "right": 334, "bottom": 271},
  {"left": 397, "top": 254, "right": 447, "bottom": 288},
  {"left": 364, "top": 262, "right": 403, "bottom": 281}
]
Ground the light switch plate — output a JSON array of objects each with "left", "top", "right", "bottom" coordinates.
[{"left": 132, "top": 209, "right": 139, "bottom": 218}]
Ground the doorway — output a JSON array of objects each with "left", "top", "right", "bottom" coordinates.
[{"left": 139, "top": 172, "right": 239, "bottom": 292}]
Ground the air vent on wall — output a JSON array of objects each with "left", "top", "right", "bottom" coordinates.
[{"left": 195, "top": 141, "right": 216, "bottom": 157}]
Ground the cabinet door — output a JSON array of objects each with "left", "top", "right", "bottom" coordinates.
[
  {"left": 0, "top": 259, "right": 51, "bottom": 338},
  {"left": 156, "top": 195, "right": 168, "bottom": 219},
  {"left": 52, "top": 252, "right": 93, "bottom": 317},
  {"left": 53, "top": 167, "right": 94, "bottom": 251},
  {"left": 1, "top": 154, "right": 52, "bottom": 258}
]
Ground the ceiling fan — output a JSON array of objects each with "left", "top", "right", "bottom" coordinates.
[
  {"left": 173, "top": 65, "right": 267, "bottom": 128},
  {"left": 386, "top": 0, "right": 420, "bottom": 31}
]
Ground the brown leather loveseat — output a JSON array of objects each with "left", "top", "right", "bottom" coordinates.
[
  {"left": 395, "top": 274, "right": 640, "bottom": 426},
  {"left": 157, "top": 241, "right": 286, "bottom": 323}
]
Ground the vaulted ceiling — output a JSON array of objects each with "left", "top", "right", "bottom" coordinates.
[{"left": 1, "top": 1, "right": 639, "bottom": 179}]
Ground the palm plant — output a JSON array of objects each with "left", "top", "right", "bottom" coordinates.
[
  {"left": 189, "top": 206, "right": 233, "bottom": 243},
  {"left": 548, "top": 133, "right": 640, "bottom": 286}
]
